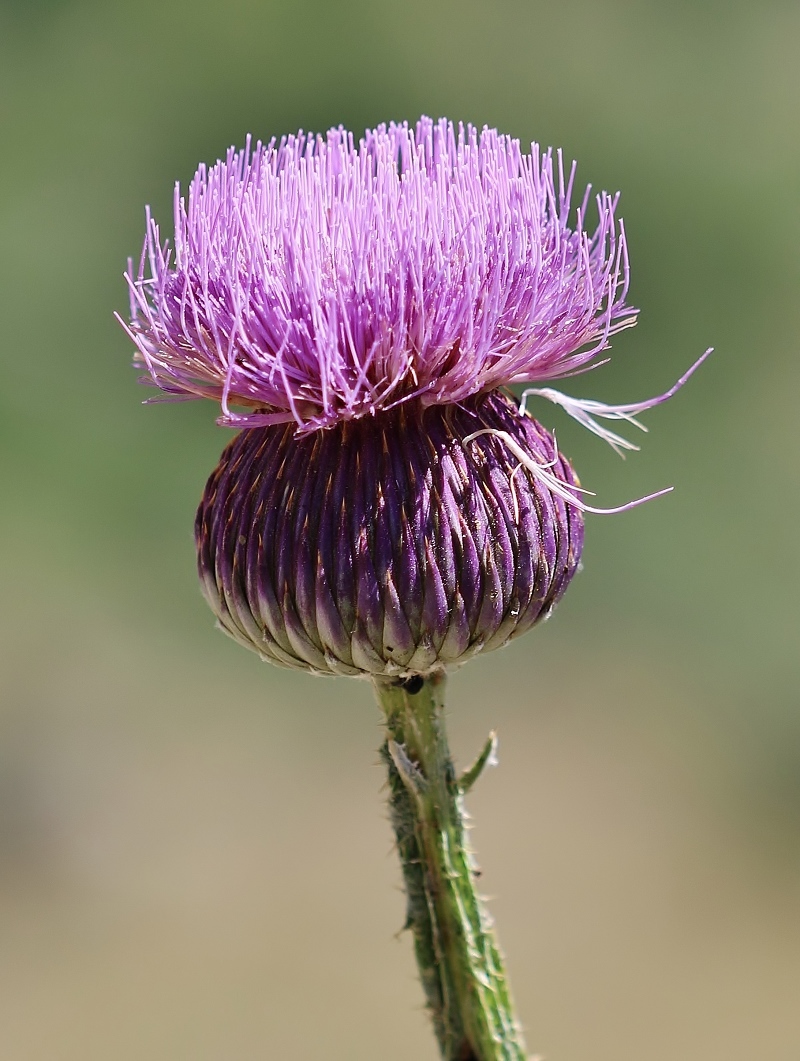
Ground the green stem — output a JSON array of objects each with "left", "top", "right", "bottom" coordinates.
[{"left": 374, "top": 672, "right": 528, "bottom": 1061}]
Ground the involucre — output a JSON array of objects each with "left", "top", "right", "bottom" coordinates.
[{"left": 195, "top": 391, "right": 583, "bottom": 676}]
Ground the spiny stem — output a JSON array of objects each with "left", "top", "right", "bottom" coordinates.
[{"left": 374, "top": 672, "right": 528, "bottom": 1061}]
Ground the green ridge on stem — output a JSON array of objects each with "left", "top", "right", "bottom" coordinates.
[{"left": 374, "top": 672, "right": 528, "bottom": 1061}]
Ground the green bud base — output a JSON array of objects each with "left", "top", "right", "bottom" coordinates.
[{"left": 374, "top": 672, "right": 528, "bottom": 1061}]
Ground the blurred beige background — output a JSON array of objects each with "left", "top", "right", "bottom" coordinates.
[{"left": 1, "top": 0, "right": 799, "bottom": 1058}]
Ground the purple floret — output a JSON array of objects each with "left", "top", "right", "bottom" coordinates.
[{"left": 121, "top": 117, "right": 637, "bottom": 433}]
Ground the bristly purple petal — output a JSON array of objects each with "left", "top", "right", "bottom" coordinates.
[{"left": 121, "top": 118, "right": 637, "bottom": 433}]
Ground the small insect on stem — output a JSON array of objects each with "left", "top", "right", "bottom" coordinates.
[{"left": 398, "top": 674, "right": 425, "bottom": 694}]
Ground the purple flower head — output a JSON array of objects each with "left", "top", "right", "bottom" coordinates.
[
  {"left": 122, "top": 117, "right": 664, "bottom": 431},
  {"left": 123, "top": 118, "right": 709, "bottom": 676}
]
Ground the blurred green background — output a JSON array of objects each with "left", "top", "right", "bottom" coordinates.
[{"left": 1, "top": 0, "right": 798, "bottom": 1058}]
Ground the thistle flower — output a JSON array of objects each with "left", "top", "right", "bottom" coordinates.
[
  {"left": 122, "top": 118, "right": 709, "bottom": 1061},
  {"left": 121, "top": 117, "right": 707, "bottom": 678}
]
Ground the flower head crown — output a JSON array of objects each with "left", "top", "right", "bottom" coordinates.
[{"left": 122, "top": 116, "right": 707, "bottom": 446}]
